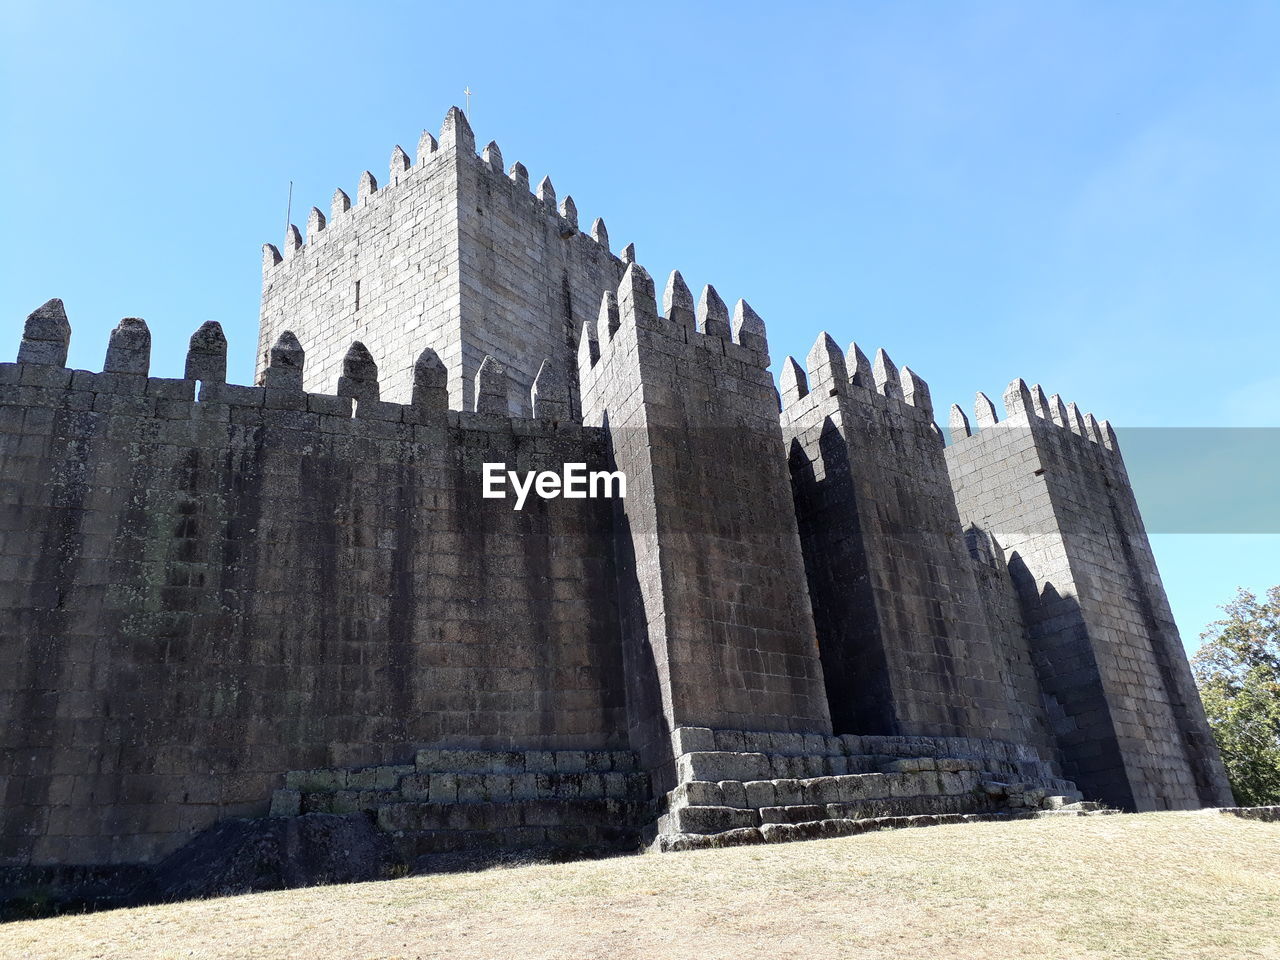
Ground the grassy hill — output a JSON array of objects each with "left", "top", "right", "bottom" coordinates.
[{"left": 3, "top": 811, "right": 1278, "bottom": 960}]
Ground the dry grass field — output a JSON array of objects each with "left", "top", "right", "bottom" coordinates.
[{"left": 2, "top": 811, "right": 1277, "bottom": 960}]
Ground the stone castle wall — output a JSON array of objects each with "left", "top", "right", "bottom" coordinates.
[
  {"left": 452, "top": 120, "right": 625, "bottom": 419},
  {"left": 0, "top": 308, "right": 628, "bottom": 867},
  {"left": 964, "top": 527, "right": 1061, "bottom": 763},
  {"left": 0, "top": 111, "right": 1236, "bottom": 887}
]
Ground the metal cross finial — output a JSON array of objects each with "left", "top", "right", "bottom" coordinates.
[{"left": 463, "top": 86, "right": 473, "bottom": 118}]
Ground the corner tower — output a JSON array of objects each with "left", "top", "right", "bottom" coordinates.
[
  {"left": 944, "top": 381, "right": 1233, "bottom": 811},
  {"left": 259, "top": 107, "right": 625, "bottom": 415}
]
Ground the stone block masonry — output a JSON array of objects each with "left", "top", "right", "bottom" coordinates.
[
  {"left": 1, "top": 306, "right": 627, "bottom": 869},
  {"left": 780, "top": 335, "right": 1056, "bottom": 755},
  {"left": 260, "top": 107, "right": 624, "bottom": 418},
  {"left": 0, "top": 107, "right": 1233, "bottom": 904},
  {"left": 944, "top": 380, "right": 1232, "bottom": 811},
  {"left": 578, "top": 265, "right": 832, "bottom": 794}
]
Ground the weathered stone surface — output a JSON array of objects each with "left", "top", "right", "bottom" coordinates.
[
  {"left": 530, "top": 358, "right": 568, "bottom": 421},
  {"left": 677, "top": 753, "right": 771, "bottom": 784},
  {"left": 104, "top": 317, "right": 151, "bottom": 375},
  {"left": 269, "top": 790, "right": 302, "bottom": 817},
  {"left": 185, "top": 321, "right": 228, "bottom": 383},
  {"left": 671, "top": 727, "right": 715, "bottom": 756},
  {"left": 670, "top": 805, "right": 758, "bottom": 835},
  {"left": 337, "top": 341, "right": 380, "bottom": 403},
  {"left": 142, "top": 814, "right": 402, "bottom": 902},
  {"left": 263, "top": 330, "right": 304, "bottom": 390},
  {"left": 782, "top": 337, "right": 1052, "bottom": 751},
  {"left": 0, "top": 107, "right": 1228, "bottom": 898},
  {"left": 945, "top": 382, "right": 1233, "bottom": 811},
  {"left": 474, "top": 355, "right": 509, "bottom": 414},
  {"left": 18, "top": 299, "right": 71, "bottom": 366}
]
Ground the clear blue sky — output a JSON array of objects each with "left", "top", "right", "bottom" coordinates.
[{"left": 2, "top": 1, "right": 1276, "bottom": 651}]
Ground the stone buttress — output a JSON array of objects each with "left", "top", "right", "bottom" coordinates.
[{"left": 577, "top": 266, "right": 833, "bottom": 806}]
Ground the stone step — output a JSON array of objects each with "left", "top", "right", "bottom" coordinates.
[
  {"left": 669, "top": 768, "right": 982, "bottom": 814},
  {"left": 675, "top": 750, "right": 909, "bottom": 782},
  {"left": 762, "top": 794, "right": 991, "bottom": 824},
  {"left": 283, "top": 763, "right": 649, "bottom": 805},
  {"left": 273, "top": 768, "right": 650, "bottom": 817},
  {"left": 654, "top": 810, "right": 1036, "bottom": 852},
  {"left": 677, "top": 729, "right": 1066, "bottom": 779},
  {"left": 285, "top": 764, "right": 415, "bottom": 794},
  {"left": 406, "top": 770, "right": 650, "bottom": 803},
  {"left": 676, "top": 749, "right": 1014, "bottom": 785},
  {"left": 664, "top": 790, "right": 999, "bottom": 836},
  {"left": 877, "top": 757, "right": 983, "bottom": 774},
  {"left": 1044, "top": 778, "right": 1081, "bottom": 795},
  {"left": 685, "top": 729, "right": 1049, "bottom": 767},
  {"left": 412, "top": 747, "right": 640, "bottom": 776},
  {"left": 659, "top": 804, "right": 760, "bottom": 835}
]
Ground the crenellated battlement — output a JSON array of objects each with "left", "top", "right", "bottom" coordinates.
[
  {"left": 258, "top": 106, "right": 630, "bottom": 414},
  {"left": 945, "top": 378, "right": 1119, "bottom": 454},
  {"left": 570, "top": 259, "right": 831, "bottom": 788},
  {"left": 577, "top": 262, "right": 771, "bottom": 413},
  {"left": 777, "top": 333, "right": 940, "bottom": 444},
  {"left": 263, "top": 107, "right": 618, "bottom": 276},
  {"left": 10, "top": 300, "right": 582, "bottom": 441},
  {"left": 2, "top": 297, "right": 629, "bottom": 875}
]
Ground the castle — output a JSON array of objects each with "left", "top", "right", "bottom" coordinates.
[{"left": 0, "top": 107, "right": 1232, "bottom": 905}]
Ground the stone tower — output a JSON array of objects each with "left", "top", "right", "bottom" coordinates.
[
  {"left": 779, "top": 335, "right": 1058, "bottom": 761},
  {"left": 258, "top": 107, "right": 624, "bottom": 416},
  {"left": 944, "top": 381, "right": 1233, "bottom": 811},
  {"left": 577, "top": 265, "right": 832, "bottom": 791}
]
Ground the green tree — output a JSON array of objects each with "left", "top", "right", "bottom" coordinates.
[{"left": 1191, "top": 586, "right": 1280, "bottom": 807}]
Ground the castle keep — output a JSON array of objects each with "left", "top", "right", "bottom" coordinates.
[{"left": 0, "top": 107, "right": 1231, "bottom": 903}]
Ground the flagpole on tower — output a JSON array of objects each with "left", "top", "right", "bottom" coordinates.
[{"left": 463, "top": 86, "right": 473, "bottom": 120}]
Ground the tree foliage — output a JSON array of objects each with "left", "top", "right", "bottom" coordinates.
[{"left": 1191, "top": 586, "right": 1280, "bottom": 807}]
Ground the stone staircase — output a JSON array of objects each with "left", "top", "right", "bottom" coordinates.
[
  {"left": 269, "top": 747, "right": 653, "bottom": 865},
  {"left": 651, "top": 728, "right": 1111, "bottom": 851}
]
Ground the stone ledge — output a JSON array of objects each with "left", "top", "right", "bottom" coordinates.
[
  {"left": 672, "top": 727, "right": 1052, "bottom": 770},
  {"left": 669, "top": 769, "right": 981, "bottom": 813},
  {"left": 653, "top": 810, "right": 1043, "bottom": 853},
  {"left": 1215, "top": 805, "right": 1280, "bottom": 822},
  {"left": 664, "top": 789, "right": 1004, "bottom": 836}
]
